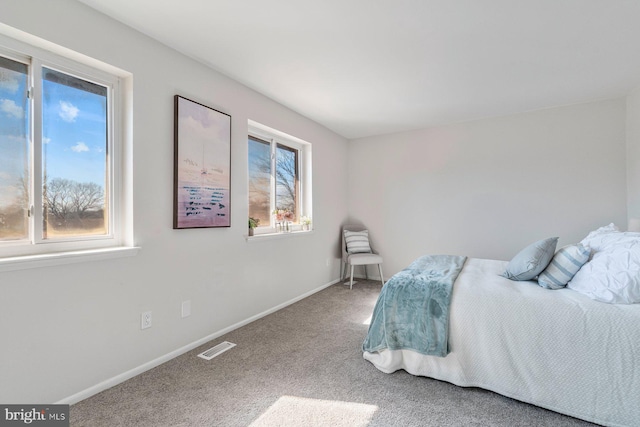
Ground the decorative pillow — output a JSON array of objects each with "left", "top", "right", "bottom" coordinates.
[
  {"left": 568, "top": 229, "right": 640, "bottom": 304},
  {"left": 537, "top": 244, "right": 591, "bottom": 290},
  {"left": 501, "top": 237, "right": 559, "bottom": 281},
  {"left": 344, "top": 230, "right": 372, "bottom": 254}
]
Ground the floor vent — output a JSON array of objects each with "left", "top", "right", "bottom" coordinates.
[{"left": 197, "top": 341, "right": 236, "bottom": 360}]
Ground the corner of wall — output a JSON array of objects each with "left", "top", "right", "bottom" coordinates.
[{"left": 626, "top": 86, "right": 640, "bottom": 228}]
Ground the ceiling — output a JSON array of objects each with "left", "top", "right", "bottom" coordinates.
[{"left": 77, "top": 0, "right": 640, "bottom": 140}]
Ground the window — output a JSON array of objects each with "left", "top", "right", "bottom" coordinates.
[
  {"left": 0, "top": 35, "right": 128, "bottom": 259},
  {"left": 248, "top": 121, "right": 311, "bottom": 234}
]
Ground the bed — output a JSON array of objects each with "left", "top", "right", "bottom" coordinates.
[{"left": 362, "top": 227, "right": 640, "bottom": 427}]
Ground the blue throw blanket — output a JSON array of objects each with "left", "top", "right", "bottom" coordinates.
[{"left": 363, "top": 255, "right": 467, "bottom": 357}]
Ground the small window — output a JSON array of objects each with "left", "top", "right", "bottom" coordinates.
[
  {"left": 0, "top": 35, "right": 126, "bottom": 258},
  {"left": 248, "top": 121, "right": 311, "bottom": 234}
]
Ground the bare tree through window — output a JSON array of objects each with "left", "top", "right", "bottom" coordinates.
[
  {"left": 248, "top": 136, "right": 299, "bottom": 226},
  {"left": 43, "top": 178, "right": 105, "bottom": 237}
]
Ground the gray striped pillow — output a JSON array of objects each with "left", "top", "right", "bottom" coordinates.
[
  {"left": 538, "top": 243, "right": 591, "bottom": 290},
  {"left": 344, "top": 230, "right": 372, "bottom": 254}
]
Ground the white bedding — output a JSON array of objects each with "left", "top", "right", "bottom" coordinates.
[{"left": 363, "top": 258, "right": 640, "bottom": 427}]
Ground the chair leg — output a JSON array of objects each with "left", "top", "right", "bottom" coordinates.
[
  {"left": 365, "top": 265, "right": 369, "bottom": 280},
  {"left": 350, "top": 265, "right": 355, "bottom": 290},
  {"left": 378, "top": 264, "right": 384, "bottom": 286}
]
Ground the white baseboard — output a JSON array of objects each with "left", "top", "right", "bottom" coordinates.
[{"left": 57, "top": 277, "right": 341, "bottom": 405}]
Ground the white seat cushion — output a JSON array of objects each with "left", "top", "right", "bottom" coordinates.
[{"left": 348, "top": 253, "right": 383, "bottom": 265}]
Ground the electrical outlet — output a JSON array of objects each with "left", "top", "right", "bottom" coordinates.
[
  {"left": 141, "top": 311, "right": 152, "bottom": 329},
  {"left": 181, "top": 300, "right": 191, "bottom": 318}
]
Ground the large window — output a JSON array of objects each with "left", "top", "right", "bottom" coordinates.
[
  {"left": 0, "top": 36, "right": 125, "bottom": 258},
  {"left": 248, "top": 121, "right": 311, "bottom": 234}
]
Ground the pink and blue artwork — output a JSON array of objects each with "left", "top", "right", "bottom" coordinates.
[{"left": 174, "top": 96, "right": 231, "bottom": 228}]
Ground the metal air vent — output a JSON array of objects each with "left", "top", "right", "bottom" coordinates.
[{"left": 197, "top": 341, "right": 236, "bottom": 360}]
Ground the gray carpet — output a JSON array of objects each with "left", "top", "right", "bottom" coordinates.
[{"left": 71, "top": 280, "right": 597, "bottom": 426}]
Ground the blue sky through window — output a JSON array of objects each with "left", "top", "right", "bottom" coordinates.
[
  {"left": 42, "top": 67, "right": 107, "bottom": 188},
  {"left": 0, "top": 57, "right": 29, "bottom": 209},
  {"left": 0, "top": 63, "right": 107, "bottom": 201}
]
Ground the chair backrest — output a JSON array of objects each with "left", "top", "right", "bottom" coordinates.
[{"left": 342, "top": 224, "right": 372, "bottom": 261}]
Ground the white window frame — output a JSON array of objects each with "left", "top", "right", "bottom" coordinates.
[
  {"left": 0, "top": 31, "right": 136, "bottom": 268},
  {"left": 248, "top": 120, "right": 312, "bottom": 237}
]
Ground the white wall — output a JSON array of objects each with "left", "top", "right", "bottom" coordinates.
[
  {"left": 627, "top": 87, "right": 640, "bottom": 226},
  {"left": 348, "top": 99, "right": 627, "bottom": 277},
  {"left": 0, "top": 0, "right": 348, "bottom": 403}
]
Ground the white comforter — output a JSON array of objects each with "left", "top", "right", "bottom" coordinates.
[{"left": 363, "top": 258, "right": 640, "bottom": 427}]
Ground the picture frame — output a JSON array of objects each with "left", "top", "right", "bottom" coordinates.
[{"left": 174, "top": 95, "right": 231, "bottom": 229}]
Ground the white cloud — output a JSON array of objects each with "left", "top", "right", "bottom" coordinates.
[
  {"left": 59, "top": 101, "right": 79, "bottom": 122},
  {"left": 0, "top": 70, "right": 20, "bottom": 93},
  {"left": 43, "top": 137, "right": 51, "bottom": 144},
  {"left": 0, "top": 99, "right": 24, "bottom": 119},
  {"left": 71, "top": 141, "right": 89, "bottom": 153}
]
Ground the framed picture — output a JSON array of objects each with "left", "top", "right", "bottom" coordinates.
[{"left": 174, "top": 95, "right": 231, "bottom": 229}]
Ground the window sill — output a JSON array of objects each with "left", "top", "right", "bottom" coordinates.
[
  {"left": 246, "top": 230, "right": 313, "bottom": 242},
  {"left": 0, "top": 246, "right": 141, "bottom": 273}
]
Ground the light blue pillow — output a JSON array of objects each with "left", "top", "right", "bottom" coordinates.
[
  {"left": 538, "top": 243, "right": 591, "bottom": 290},
  {"left": 502, "top": 237, "right": 559, "bottom": 281}
]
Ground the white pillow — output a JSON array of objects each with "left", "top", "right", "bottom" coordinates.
[
  {"left": 344, "top": 230, "right": 372, "bottom": 254},
  {"left": 580, "top": 223, "right": 619, "bottom": 258},
  {"left": 567, "top": 226, "right": 640, "bottom": 304},
  {"left": 537, "top": 244, "right": 590, "bottom": 290}
]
